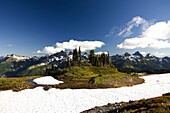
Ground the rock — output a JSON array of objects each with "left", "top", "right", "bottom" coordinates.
[{"left": 43, "top": 86, "right": 50, "bottom": 91}]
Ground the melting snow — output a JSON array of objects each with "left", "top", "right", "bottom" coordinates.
[
  {"left": 33, "top": 76, "right": 63, "bottom": 85},
  {"left": 0, "top": 73, "right": 170, "bottom": 113}
]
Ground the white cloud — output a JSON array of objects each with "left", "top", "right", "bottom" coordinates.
[
  {"left": 117, "top": 20, "right": 170, "bottom": 49},
  {"left": 56, "top": 39, "right": 105, "bottom": 52},
  {"left": 37, "top": 39, "right": 105, "bottom": 54},
  {"left": 117, "top": 37, "right": 150, "bottom": 49},
  {"left": 118, "top": 16, "right": 149, "bottom": 37},
  {"left": 140, "top": 52, "right": 146, "bottom": 56},
  {"left": 37, "top": 46, "right": 65, "bottom": 54},
  {"left": 153, "top": 52, "right": 165, "bottom": 57}
]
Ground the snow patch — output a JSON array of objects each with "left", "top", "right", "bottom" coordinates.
[
  {"left": 28, "top": 63, "right": 46, "bottom": 70},
  {"left": 0, "top": 74, "right": 170, "bottom": 113},
  {"left": 33, "top": 76, "right": 63, "bottom": 85},
  {"left": 6, "top": 54, "right": 30, "bottom": 61}
]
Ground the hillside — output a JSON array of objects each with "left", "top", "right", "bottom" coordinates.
[
  {"left": 0, "top": 51, "right": 68, "bottom": 77},
  {"left": 0, "top": 76, "right": 39, "bottom": 91},
  {"left": 50, "top": 66, "right": 144, "bottom": 89}
]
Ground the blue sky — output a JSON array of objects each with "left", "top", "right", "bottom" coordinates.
[{"left": 1, "top": 0, "right": 170, "bottom": 57}]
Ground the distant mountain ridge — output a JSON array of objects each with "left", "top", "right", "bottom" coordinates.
[
  {"left": 2, "top": 54, "right": 30, "bottom": 62},
  {"left": 111, "top": 51, "right": 170, "bottom": 73},
  {"left": 1, "top": 51, "right": 170, "bottom": 77},
  {"left": 0, "top": 51, "right": 68, "bottom": 77}
]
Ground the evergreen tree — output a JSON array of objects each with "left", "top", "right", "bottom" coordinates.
[
  {"left": 96, "top": 55, "right": 99, "bottom": 66},
  {"left": 67, "top": 57, "right": 71, "bottom": 67},
  {"left": 88, "top": 50, "right": 111, "bottom": 67},
  {"left": 73, "top": 48, "right": 78, "bottom": 62},
  {"left": 51, "top": 63, "right": 55, "bottom": 71},
  {"left": 98, "top": 54, "right": 102, "bottom": 66},
  {"left": 107, "top": 52, "right": 110, "bottom": 66},
  {"left": 101, "top": 53, "right": 106, "bottom": 66},
  {"left": 89, "top": 50, "right": 95, "bottom": 65},
  {"left": 94, "top": 55, "right": 97, "bottom": 66},
  {"left": 78, "top": 46, "right": 82, "bottom": 65}
]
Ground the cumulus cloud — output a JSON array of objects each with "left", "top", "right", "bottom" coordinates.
[
  {"left": 117, "top": 20, "right": 170, "bottom": 49},
  {"left": 37, "top": 39, "right": 105, "bottom": 54},
  {"left": 55, "top": 39, "right": 105, "bottom": 52},
  {"left": 118, "top": 16, "right": 149, "bottom": 37},
  {"left": 37, "top": 46, "right": 65, "bottom": 54}
]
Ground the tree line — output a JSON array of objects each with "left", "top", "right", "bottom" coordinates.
[
  {"left": 68, "top": 47, "right": 112, "bottom": 67},
  {"left": 89, "top": 50, "right": 111, "bottom": 67}
]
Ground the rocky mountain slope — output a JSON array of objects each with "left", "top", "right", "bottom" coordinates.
[
  {"left": 111, "top": 51, "right": 170, "bottom": 73},
  {"left": 1, "top": 50, "right": 170, "bottom": 77},
  {"left": 0, "top": 51, "right": 68, "bottom": 77}
]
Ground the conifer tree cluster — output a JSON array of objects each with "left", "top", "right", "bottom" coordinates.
[
  {"left": 89, "top": 50, "right": 111, "bottom": 67},
  {"left": 68, "top": 47, "right": 111, "bottom": 67},
  {"left": 71, "top": 47, "right": 82, "bottom": 65}
]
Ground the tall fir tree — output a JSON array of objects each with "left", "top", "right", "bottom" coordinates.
[
  {"left": 89, "top": 50, "right": 95, "bottom": 65},
  {"left": 78, "top": 46, "right": 82, "bottom": 65},
  {"left": 73, "top": 48, "right": 78, "bottom": 62},
  {"left": 67, "top": 57, "right": 71, "bottom": 67},
  {"left": 107, "top": 52, "right": 110, "bottom": 65},
  {"left": 101, "top": 53, "right": 106, "bottom": 66}
]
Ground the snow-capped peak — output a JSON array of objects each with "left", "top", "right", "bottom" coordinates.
[{"left": 5, "top": 54, "right": 30, "bottom": 61}]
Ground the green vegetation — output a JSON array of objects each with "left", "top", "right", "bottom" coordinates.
[
  {"left": 53, "top": 65, "right": 144, "bottom": 88},
  {"left": 47, "top": 48, "right": 144, "bottom": 88},
  {"left": 0, "top": 76, "right": 39, "bottom": 91},
  {"left": 19, "top": 65, "right": 47, "bottom": 76},
  {"left": 0, "top": 47, "right": 144, "bottom": 90},
  {"left": 109, "top": 93, "right": 170, "bottom": 113},
  {"left": 0, "top": 59, "right": 48, "bottom": 77},
  {"left": 0, "top": 62, "right": 13, "bottom": 77}
]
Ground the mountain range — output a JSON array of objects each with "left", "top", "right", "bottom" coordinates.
[
  {"left": 111, "top": 51, "right": 170, "bottom": 73},
  {"left": 1, "top": 51, "right": 170, "bottom": 77},
  {"left": 0, "top": 51, "right": 68, "bottom": 77}
]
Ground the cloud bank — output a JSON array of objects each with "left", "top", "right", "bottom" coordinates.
[
  {"left": 117, "top": 17, "right": 170, "bottom": 49},
  {"left": 37, "top": 39, "right": 105, "bottom": 54}
]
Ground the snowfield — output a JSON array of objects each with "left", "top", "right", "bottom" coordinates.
[
  {"left": 33, "top": 76, "right": 63, "bottom": 85},
  {"left": 0, "top": 73, "right": 170, "bottom": 113}
]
